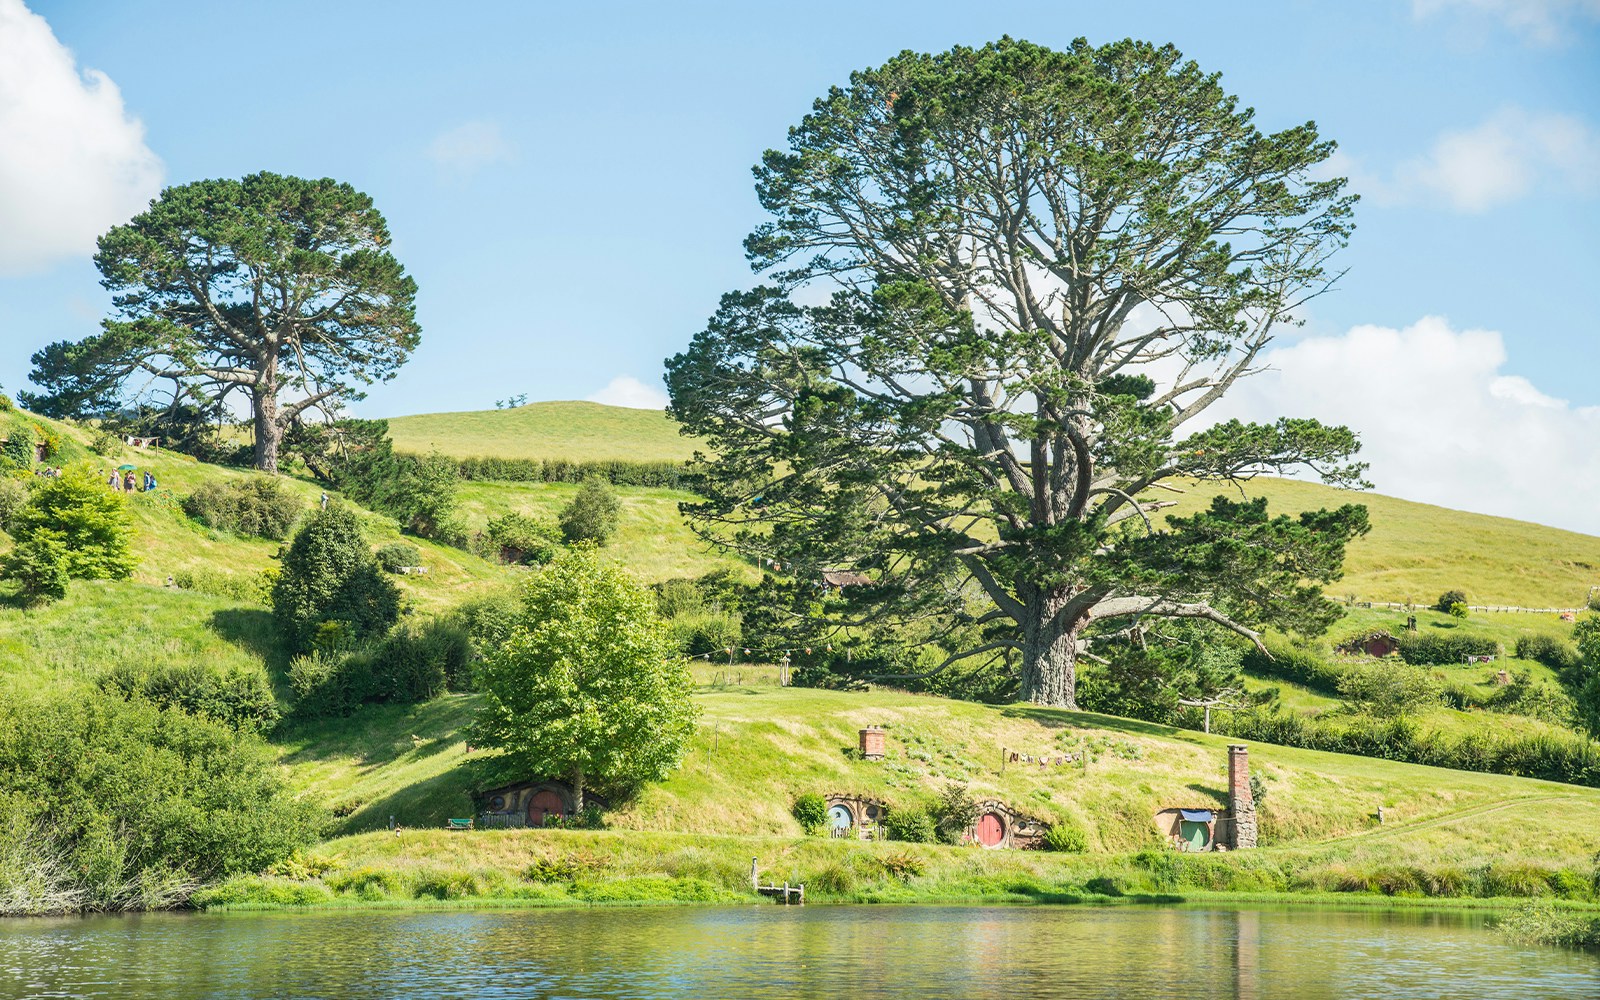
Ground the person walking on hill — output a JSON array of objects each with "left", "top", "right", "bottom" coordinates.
[
  {"left": 108, "top": 470, "right": 121, "bottom": 491},
  {"left": 123, "top": 471, "right": 136, "bottom": 492}
]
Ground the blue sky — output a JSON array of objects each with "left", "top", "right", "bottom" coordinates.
[{"left": 1, "top": 0, "right": 1597, "bottom": 532}]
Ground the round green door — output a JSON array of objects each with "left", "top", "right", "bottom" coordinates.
[{"left": 1179, "top": 820, "right": 1210, "bottom": 851}]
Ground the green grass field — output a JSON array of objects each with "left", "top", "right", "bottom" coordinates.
[{"left": 386, "top": 401, "right": 698, "bottom": 464}]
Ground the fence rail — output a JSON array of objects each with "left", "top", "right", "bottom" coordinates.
[{"left": 1347, "top": 600, "right": 1586, "bottom": 615}]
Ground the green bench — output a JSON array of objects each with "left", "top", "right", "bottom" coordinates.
[{"left": 446, "top": 817, "right": 474, "bottom": 831}]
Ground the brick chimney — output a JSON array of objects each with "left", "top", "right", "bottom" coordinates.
[{"left": 1228, "top": 744, "right": 1257, "bottom": 849}]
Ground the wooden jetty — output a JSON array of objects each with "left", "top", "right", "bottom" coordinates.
[{"left": 750, "top": 857, "right": 804, "bottom": 904}]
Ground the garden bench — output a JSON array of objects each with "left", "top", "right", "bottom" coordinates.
[{"left": 446, "top": 817, "right": 473, "bottom": 831}]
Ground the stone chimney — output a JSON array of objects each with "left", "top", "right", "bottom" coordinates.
[{"left": 1228, "top": 744, "right": 1257, "bottom": 849}]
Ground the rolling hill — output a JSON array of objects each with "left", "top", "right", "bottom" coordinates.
[
  {"left": 385, "top": 400, "right": 1600, "bottom": 608},
  {"left": 385, "top": 400, "right": 696, "bottom": 464}
]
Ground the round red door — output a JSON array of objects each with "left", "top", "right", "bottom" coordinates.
[
  {"left": 528, "top": 790, "right": 565, "bottom": 826},
  {"left": 975, "top": 812, "right": 1005, "bottom": 847}
]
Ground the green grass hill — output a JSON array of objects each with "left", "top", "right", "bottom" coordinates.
[
  {"left": 384, "top": 400, "right": 1600, "bottom": 608},
  {"left": 385, "top": 400, "right": 697, "bottom": 464},
  {"left": 6, "top": 402, "right": 1600, "bottom": 909}
]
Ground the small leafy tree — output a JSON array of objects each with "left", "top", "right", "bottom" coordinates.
[
  {"left": 484, "top": 511, "right": 561, "bottom": 564},
  {"left": 1, "top": 530, "right": 70, "bottom": 604},
  {"left": 559, "top": 477, "right": 620, "bottom": 545},
  {"left": 792, "top": 792, "right": 828, "bottom": 834},
  {"left": 8, "top": 468, "right": 135, "bottom": 580},
  {"left": 470, "top": 547, "right": 697, "bottom": 811},
  {"left": 272, "top": 505, "right": 401, "bottom": 654}
]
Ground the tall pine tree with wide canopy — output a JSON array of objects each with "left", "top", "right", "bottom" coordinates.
[
  {"left": 24, "top": 172, "right": 419, "bottom": 472},
  {"left": 667, "top": 38, "right": 1370, "bottom": 708}
]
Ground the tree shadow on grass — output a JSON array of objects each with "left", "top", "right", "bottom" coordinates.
[
  {"left": 210, "top": 608, "right": 291, "bottom": 674},
  {"left": 337, "top": 767, "right": 477, "bottom": 836},
  {"left": 277, "top": 696, "right": 479, "bottom": 767},
  {"left": 1000, "top": 705, "right": 1198, "bottom": 742}
]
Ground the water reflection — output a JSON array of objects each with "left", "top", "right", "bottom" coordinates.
[{"left": 2, "top": 904, "right": 1595, "bottom": 999}]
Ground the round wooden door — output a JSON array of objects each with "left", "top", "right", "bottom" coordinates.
[
  {"left": 975, "top": 811, "right": 1005, "bottom": 847},
  {"left": 528, "top": 790, "right": 565, "bottom": 827},
  {"left": 828, "top": 804, "right": 854, "bottom": 833}
]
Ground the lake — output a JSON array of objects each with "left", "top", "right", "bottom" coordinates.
[{"left": 2, "top": 904, "right": 1595, "bottom": 999}]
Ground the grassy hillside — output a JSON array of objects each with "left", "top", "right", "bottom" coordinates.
[
  {"left": 244, "top": 683, "right": 1600, "bottom": 910},
  {"left": 1159, "top": 476, "right": 1600, "bottom": 609},
  {"left": 386, "top": 401, "right": 697, "bottom": 464}
]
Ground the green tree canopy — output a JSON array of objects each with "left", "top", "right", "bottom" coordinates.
[
  {"left": 23, "top": 172, "right": 419, "bottom": 472},
  {"left": 8, "top": 468, "right": 136, "bottom": 581},
  {"left": 559, "top": 476, "right": 621, "bottom": 545},
  {"left": 667, "top": 37, "right": 1369, "bottom": 708},
  {"left": 470, "top": 547, "right": 697, "bottom": 812},
  {"left": 272, "top": 504, "right": 401, "bottom": 654}
]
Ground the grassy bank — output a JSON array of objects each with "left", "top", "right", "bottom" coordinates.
[{"left": 193, "top": 824, "right": 1600, "bottom": 911}]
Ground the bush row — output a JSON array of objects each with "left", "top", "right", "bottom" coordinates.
[
  {"left": 99, "top": 662, "right": 281, "bottom": 733},
  {"left": 1396, "top": 631, "right": 1499, "bottom": 666},
  {"left": 288, "top": 620, "right": 473, "bottom": 718},
  {"left": 454, "top": 456, "right": 691, "bottom": 488}
]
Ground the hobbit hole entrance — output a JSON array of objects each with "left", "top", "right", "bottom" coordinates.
[
  {"left": 529, "top": 790, "right": 565, "bottom": 826},
  {"left": 975, "top": 811, "right": 1006, "bottom": 847}
]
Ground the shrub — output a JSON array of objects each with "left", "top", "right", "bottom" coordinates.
[
  {"left": 0, "top": 393, "right": 11, "bottom": 412},
  {"left": 0, "top": 531, "right": 69, "bottom": 604},
  {"left": 932, "top": 784, "right": 979, "bottom": 845},
  {"left": 0, "top": 432, "right": 33, "bottom": 468},
  {"left": 559, "top": 476, "right": 620, "bottom": 544},
  {"left": 288, "top": 651, "right": 374, "bottom": 718},
  {"left": 1240, "top": 636, "right": 1344, "bottom": 695},
  {"left": 374, "top": 619, "right": 471, "bottom": 701},
  {"left": 89, "top": 429, "right": 123, "bottom": 457},
  {"left": 374, "top": 542, "right": 421, "bottom": 573},
  {"left": 1397, "top": 631, "right": 1498, "bottom": 666},
  {"left": 0, "top": 691, "right": 319, "bottom": 912},
  {"left": 1337, "top": 662, "right": 1441, "bottom": 717},
  {"left": 668, "top": 610, "right": 743, "bottom": 657},
  {"left": 0, "top": 476, "right": 27, "bottom": 531},
  {"left": 272, "top": 505, "right": 401, "bottom": 655},
  {"left": 883, "top": 808, "right": 937, "bottom": 844},
  {"left": 792, "top": 792, "right": 828, "bottom": 835},
  {"left": 326, "top": 866, "right": 403, "bottom": 901},
  {"left": 7, "top": 468, "right": 135, "bottom": 580},
  {"left": 1515, "top": 634, "right": 1581, "bottom": 671},
  {"left": 100, "top": 663, "right": 281, "bottom": 733},
  {"left": 1043, "top": 823, "right": 1089, "bottom": 853},
  {"left": 483, "top": 511, "right": 561, "bottom": 564},
  {"left": 448, "top": 588, "right": 522, "bottom": 657},
  {"left": 1436, "top": 589, "right": 1467, "bottom": 613},
  {"left": 182, "top": 477, "right": 305, "bottom": 540},
  {"left": 860, "top": 852, "right": 918, "bottom": 883}
]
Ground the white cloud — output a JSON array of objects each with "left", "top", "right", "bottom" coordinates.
[
  {"left": 425, "top": 121, "right": 514, "bottom": 175},
  {"left": 1334, "top": 108, "right": 1600, "bottom": 213},
  {"left": 0, "top": 0, "right": 163, "bottom": 274},
  {"left": 587, "top": 375, "right": 670, "bottom": 410},
  {"left": 1199, "top": 316, "right": 1600, "bottom": 536},
  {"left": 1413, "top": 0, "right": 1600, "bottom": 44}
]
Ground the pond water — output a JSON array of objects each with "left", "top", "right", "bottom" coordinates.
[{"left": 2, "top": 904, "right": 1595, "bottom": 999}]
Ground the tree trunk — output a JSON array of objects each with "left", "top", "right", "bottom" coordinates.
[
  {"left": 1020, "top": 587, "right": 1079, "bottom": 709},
  {"left": 252, "top": 387, "right": 282, "bottom": 473},
  {"left": 571, "top": 764, "right": 585, "bottom": 816}
]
